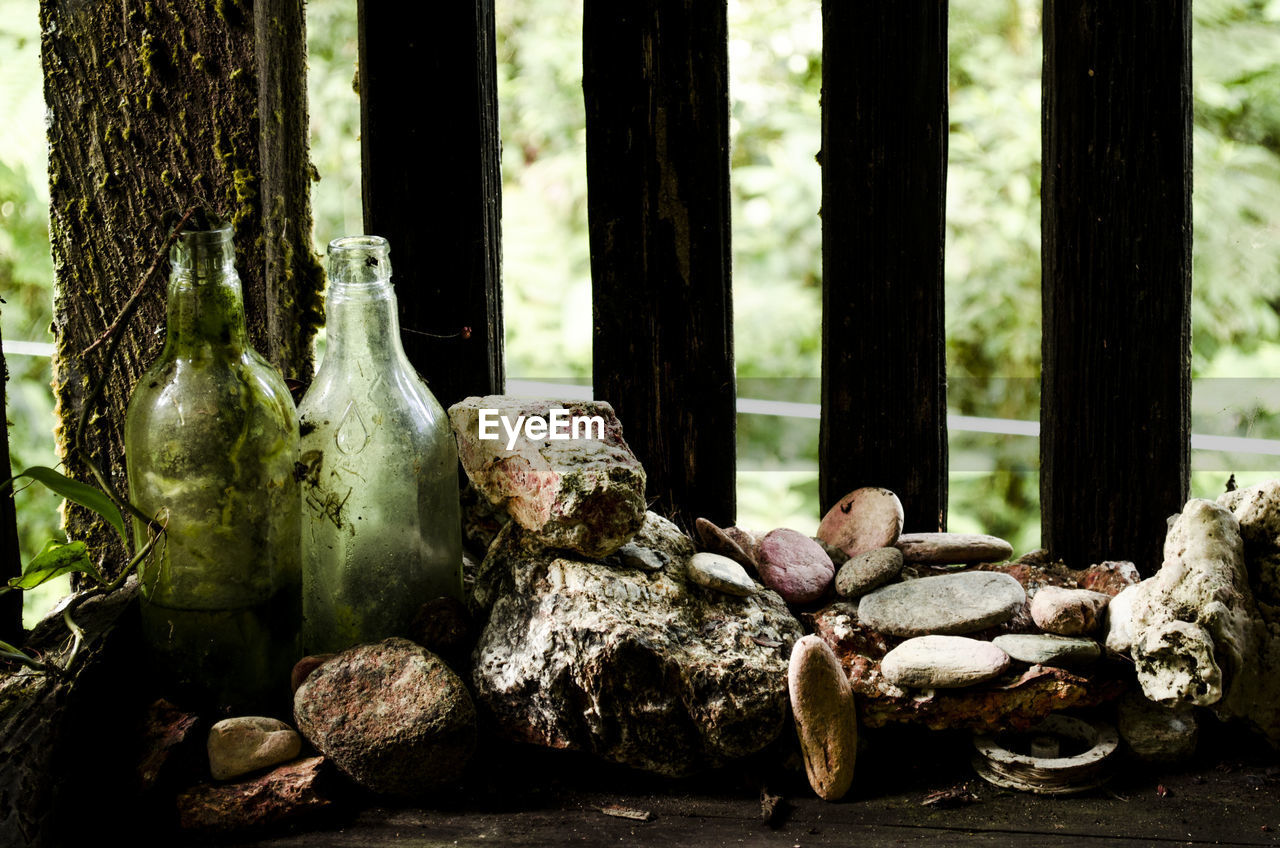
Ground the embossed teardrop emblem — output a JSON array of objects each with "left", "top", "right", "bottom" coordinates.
[{"left": 335, "top": 400, "right": 371, "bottom": 455}]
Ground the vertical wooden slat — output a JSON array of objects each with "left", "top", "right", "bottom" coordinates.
[
  {"left": 1041, "top": 1, "right": 1192, "bottom": 573},
  {"left": 584, "top": 0, "right": 736, "bottom": 528},
  {"left": 357, "top": 0, "right": 504, "bottom": 408},
  {"left": 819, "top": 3, "right": 949, "bottom": 532}
]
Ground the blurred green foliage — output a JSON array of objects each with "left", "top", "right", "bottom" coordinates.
[{"left": 3, "top": 0, "right": 1280, "bottom": 628}]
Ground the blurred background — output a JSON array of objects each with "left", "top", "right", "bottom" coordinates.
[{"left": 3, "top": 0, "right": 1279, "bottom": 625}]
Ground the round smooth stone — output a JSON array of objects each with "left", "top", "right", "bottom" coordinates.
[
  {"left": 757, "top": 528, "right": 835, "bottom": 604},
  {"left": 834, "top": 547, "right": 904, "bottom": 598},
  {"left": 687, "top": 552, "right": 756, "bottom": 597},
  {"left": 817, "top": 487, "right": 904, "bottom": 558},
  {"left": 207, "top": 716, "right": 302, "bottom": 781},
  {"left": 992, "top": 633, "right": 1101, "bottom": 668},
  {"left": 881, "top": 635, "right": 1011, "bottom": 689},
  {"left": 1030, "top": 586, "right": 1111, "bottom": 636},
  {"left": 895, "top": 532, "right": 1014, "bottom": 565},
  {"left": 857, "top": 571, "right": 1026, "bottom": 637}
]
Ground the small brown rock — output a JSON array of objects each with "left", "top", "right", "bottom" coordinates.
[
  {"left": 695, "top": 517, "right": 759, "bottom": 572},
  {"left": 290, "top": 654, "right": 335, "bottom": 694},
  {"left": 834, "top": 547, "right": 903, "bottom": 598},
  {"left": 788, "top": 635, "right": 857, "bottom": 801},
  {"left": 1078, "top": 560, "right": 1142, "bottom": 596},
  {"left": 177, "top": 756, "right": 330, "bottom": 831},
  {"left": 1030, "top": 586, "right": 1111, "bottom": 636},
  {"left": 817, "top": 487, "right": 904, "bottom": 558},
  {"left": 137, "top": 698, "right": 202, "bottom": 794}
]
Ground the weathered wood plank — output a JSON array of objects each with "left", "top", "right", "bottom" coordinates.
[
  {"left": 819, "top": 2, "right": 950, "bottom": 533},
  {"left": 584, "top": 0, "right": 736, "bottom": 529},
  {"left": 357, "top": 0, "right": 505, "bottom": 409},
  {"left": 1041, "top": 1, "right": 1193, "bottom": 573}
]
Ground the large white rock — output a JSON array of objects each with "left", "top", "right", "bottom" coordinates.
[
  {"left": 880, "top": 635, "right": 1011, "bottom": 689},
  {"left": 449, "top": 396, "right": 646, "bottom": 558},
  {"left": 471, "top": 515, "right": 804, "bottom": 776}
]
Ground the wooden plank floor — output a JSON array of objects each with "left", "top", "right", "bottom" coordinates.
[{"left": 196, "top": 723, "right": 1280, "bottom": 847}]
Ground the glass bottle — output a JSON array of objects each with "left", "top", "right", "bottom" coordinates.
[
  {"left": 298, "top": 235, "right": 462, "bottom": 654},
  {"left": 124, "top": 225, "right": 301, "bottom": 714}
]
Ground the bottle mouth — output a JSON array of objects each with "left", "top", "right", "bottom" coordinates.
[
  {"left": 171, "top": 225, "right": 235, "bottom": 272},
  {"left": 328, "top": 235, "right": 392, "bottom": 285}
]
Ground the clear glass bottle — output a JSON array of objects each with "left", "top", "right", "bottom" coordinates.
[
  {"left": 124, "top": 225, "right": 301, "bottom": 714},
  {"left": 298, "top": 235, "right": 462, "bottom": 654}
]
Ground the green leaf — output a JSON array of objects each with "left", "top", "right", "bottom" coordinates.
[
  {"left": 10, "top": 540, "right": 101, "bottom": 590},
  {"left": 3, "top": 466, "right": 127, "bottom": 543}
]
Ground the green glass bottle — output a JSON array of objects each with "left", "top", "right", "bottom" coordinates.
[
  {"left": 298, "top": 235, "right": 462, "bottom": 654},
  {"left": 124, "top": 224, "right": 301, "bottom": 714}
]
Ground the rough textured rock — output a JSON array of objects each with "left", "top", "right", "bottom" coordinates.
[
  {"left": 294, "top": 638, "right": 476, "bottom": 796},
  {"left": 992, "top": 634, "right": 1100, "bottom": 668},
  {"left": 688, "top": 552, "right": 757, "bottom": 596},
  {"left": 472, "top": 522, "right": 803, "bottom": 776},
  {"left": 1030, "top": 587, "right": 1111, "bottom": 636},
  {"left": 1079, "top": 560, "right": 1142, "bottom": 596},
  {"left": 857, "top": 571, "right": 1025, "bottom": 637},
  {"left": 757, "top": 528, "right": 836, "bottom": 604},
  {"left": 1117, "top": 499, "right": 1254, "bottom": 709},
  {"left": 449, "top": 396, "right": 646, "bottom": 557},
  {"left": 808, "top": 603, "right": 1124, "bottom": 731},
  {"left": 1116, "top": 692, "right": 1199, "bottom": 763},
  {"left": 896, "top": 532, "right": 1013, "bottom": 564},
  {"left": 1104, "top": 584, "right": 1141, "bottom": 656},
  {"left": 788, "top": 635, "right": 857, "bottom": 801},
  {"left": 881, "top": 635, "right": 1011, "bottom": 689},
  {"left": 816, "top": 487, "right": 904, "bottom": 558},
  {"left": 177, "top": 757, "right": 331, "bottom": 831},
  {"left": 137, "top": 699, "right": 202, "bottom": 795},
  {"left": 207, "top": 717, "right": 302, "bottom": 781},
  {"left": 834, "top": 547, "right": 903, "bottom": 598}
]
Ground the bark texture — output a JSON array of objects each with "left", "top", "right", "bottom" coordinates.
[
  {"left": 1041, "top": 0, "right": 1192, "bottom": 573},
  {"left": 584, "top": 0, "right": 736, "bottom": 529},
  {"left": 0, "top": 328, "right": 20, "bottom": 644},
  {"left": 41, "top": 0, "right": 322, "bottom": 576}
]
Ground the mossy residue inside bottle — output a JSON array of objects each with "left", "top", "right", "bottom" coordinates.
[
  {"left": 298, "top": 235, "right": 462, "bottom": 654},
  {"left": 124, "top": 224, "right": 301, "bottom": 714}
]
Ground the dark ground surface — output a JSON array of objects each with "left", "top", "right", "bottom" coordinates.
[{"left": 179, "top": 718, "right": 1280, "bottom": 848}]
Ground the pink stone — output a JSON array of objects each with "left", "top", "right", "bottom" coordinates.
[{"left": 757, "top": 528, "right": 835, "bottom": 604}]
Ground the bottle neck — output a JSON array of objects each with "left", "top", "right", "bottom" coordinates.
[
  {"left": 318, "top": 235, "right": 412, "bottom": 371},
  {"left": 321, "top": 281, "right": 412, "bottom": 365},
  {"left": 163, "top": 227, "right": 249, "bottom": 353}
]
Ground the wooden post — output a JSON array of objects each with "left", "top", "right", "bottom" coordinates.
[
  {"left": 1041, "top": 1, "right": 1192, "bottom": 573},
  {"left": 819, "top": 2, "right": 949, "bottom": 532},
  {"left": 357, "top": 0, "right": 505, "bottom": 409},
  {"left": 584, "top": 0, "right": 736, "bottom": 529},
  {"left": 42, "top": 0, "right": 322, "bottom": 577}
]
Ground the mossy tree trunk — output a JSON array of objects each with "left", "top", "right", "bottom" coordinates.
[{"left": 41, "top": 0, "right": 323, "bottom": 578}]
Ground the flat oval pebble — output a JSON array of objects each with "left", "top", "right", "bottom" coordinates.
[
  {"left": 895, "top": 532, "right": 1013, "bottom": 565},
  {"left": 992, "top": 633, "right": 1100, "bottom": 668},
  {"left": 694, "top": 517, "right": 758, "bottom": 572},
  {"left": 881, "top": 635, "right": 1011, "bottom": 689},
  {"left": 817, "top": 487, "right": 904, "bottom": 558},
  {"left": 757, "top": 528, "right": 835, "bottom": 604},
  {"left": 687, "top": 552, "right": 756, "bottom": 597},
  {"left": 788, "top": 635, "right": 857, "bottom": 800},
  {"left": 857, "top": 571, "right": 1026, "bottom": 637},
  {"left": 834, "top": 547, "right": 903, "bottom": 598}
]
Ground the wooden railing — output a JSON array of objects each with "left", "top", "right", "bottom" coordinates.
[{"left": 358, "top": 1, "right": 1191, "bottom": 574}]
